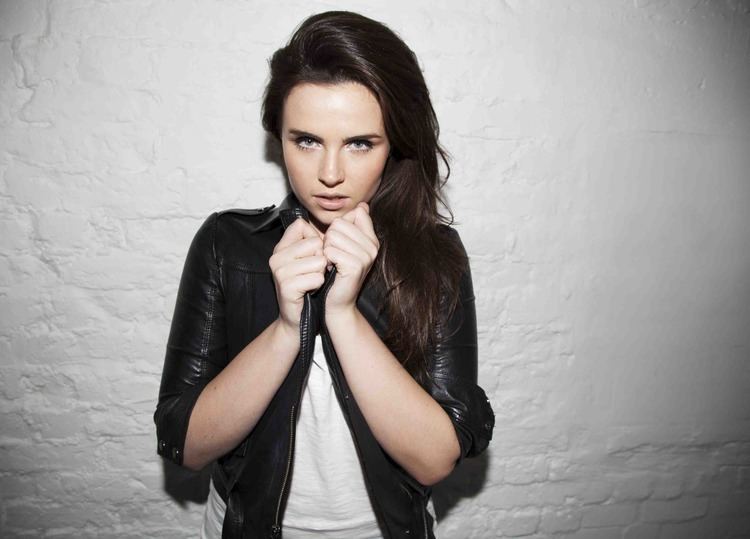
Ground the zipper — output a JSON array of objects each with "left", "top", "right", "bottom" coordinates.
[
  {"left": 271, "top": 204, "right": 316, "bottom": 538},
  {"left": 316, "top": 267, "right": 397, "bottom": 536},
  {"left": 271, "top": 402, "right": 295, "bottom": 539},
  {"left": 272, "top": 291, "right": 315, "bottom": 538},
  {"left": 320, "top": 326, "right": 391, "bottom": 537}
]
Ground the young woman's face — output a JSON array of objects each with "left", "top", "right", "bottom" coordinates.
[{"left": 280, "top": 81, "right": 390, "bottom": 234}]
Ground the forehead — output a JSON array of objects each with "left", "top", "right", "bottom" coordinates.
[{"left": 282, "top": 82, "right": 384, "bottom": 134}]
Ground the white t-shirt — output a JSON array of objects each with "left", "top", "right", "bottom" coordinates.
[{"left": 201, "top": 336, "right": 437, "bottom": 538}]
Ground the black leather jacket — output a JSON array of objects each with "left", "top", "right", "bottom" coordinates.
[{"left": 154, "top": 195, "right": 494, "bottom": 538}]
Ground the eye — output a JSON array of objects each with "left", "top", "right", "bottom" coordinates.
[
  {"left": 348, "top": 139, "right": 373, "bottom": 152},
  {"left": 295, "top": 136, "right": 320, "bottom": 150}
]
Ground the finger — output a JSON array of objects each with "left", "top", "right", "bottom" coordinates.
[
  {"left": 270, "top": 237, "right": 324, "bottom": 271},
  {"left": 274, "top": 255, "right": 327, "bottom": 282},
  {"left": 324, "top": 227, "right": 375, "bottom": 265},
  {"left": 341, "top": 205, "right": 377, "bottom": 244},
  {"left": 352, "top": 204, "right": 377, "bottom": 243},
  {"left": 282, "top": 271, "right": 326, "bottom": 297},
  {"left": 274, "top": 218, "right": 321, "bottom": 252},
  {"left": 326, "top": 218, "right": 378, "bottom": 259},
  {"left": 323, "top": 245, "right": 364, "bottom": 276}
]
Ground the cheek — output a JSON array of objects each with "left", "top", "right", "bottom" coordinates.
[
  {"left": 367, "top": 152, "right": 389, "bottom": 184},
  {"left": 354, "top": 154, "right": 388, "bottom": 199},
  {"left": 282, "top": 146, "right": 312, "bottom": 185}
]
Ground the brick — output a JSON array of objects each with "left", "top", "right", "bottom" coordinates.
[
  {"left": 641, "top": 497, "right": 709, "bottom": 523},
  {"left": 650, "top": 479, "right": 684, "bottom": 500},
  {"left": 561, "top": 527, "right": 621, "bottom": 539},
  {"left": 659, "top": 518, "right": 731, "bottom": 539},
  {"left": 578, "top": 482, "right": 614, "bottom": 504},
  {"left": 709, "top": 493, "right": 750, "bottom": 517},
  {"left": 540, "top": 507, "right": 581, "bottom": 534},
  {"left": 612, "top": 475, "right": 653, "bottom": 501},
  {"left": 740, "top": 467, "right": 750, "bottom": 491},
  {"left": 623, "top": 523, "right": 660, "bottom": 539},
  {"left": 492, "top": 508, "right": 540, "bottom": 537},
  {"left": 504, "top": 455, "right": 549, "bottom": 485},
  {"left": 581, "top": 503, "right": 638, "bottom": 528}
]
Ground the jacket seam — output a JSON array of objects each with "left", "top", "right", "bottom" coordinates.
[
  {"left": 222, "top": 264, "right": 271, "bottom": 275},
  {"left": 199, "top": 213, "right": 220, "bottom": 362},
  {"left": 200, "top": 285, "right": 217, "bottom": 359}
]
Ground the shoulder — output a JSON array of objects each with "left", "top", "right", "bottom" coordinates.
[
  {"left": 210, "top": 203, "right": 283, "bottom": 238},
  {"left": 190, "top": 204, "right": 283, "bottom": 269},
  {"left": 437, "top": 222, "right": 460, "bottom": 239},
  {"left": 217, "top": 205, "right": 276, "bottom": 218},
  {"left": 436, "top": 223, "right": 469, "bottom": 261},
  {"left": 215, "top": 204, "right": 278, "bottom": 227}
]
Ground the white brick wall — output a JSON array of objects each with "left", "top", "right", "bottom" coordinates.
[{"left": 1, "top": 1, "right": 749, "bottom": 537}]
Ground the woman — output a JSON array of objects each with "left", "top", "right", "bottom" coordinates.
[{"left": 155, "top": 11, "right": 494, "bottom": 539}]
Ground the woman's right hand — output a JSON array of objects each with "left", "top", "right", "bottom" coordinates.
[{"left": 269, "top": 218, "right": 327, "bottom": 336}]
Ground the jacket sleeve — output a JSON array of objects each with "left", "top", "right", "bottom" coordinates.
[
  {"left": 154, "top": 212, "right": 227, "bottom": 466},
  {"left": 426, "top": 230, "right": 494, "bottom": 461}
]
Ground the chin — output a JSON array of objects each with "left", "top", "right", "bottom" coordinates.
[{"left": 308, "top": 212, "right": 333, "bottom": 233}]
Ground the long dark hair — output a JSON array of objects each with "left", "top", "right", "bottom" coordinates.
[{"left": 262, "top": 11, "right": 466, "bottom": 382}]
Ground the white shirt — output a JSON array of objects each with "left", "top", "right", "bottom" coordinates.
[{"left": 201, "top": 335, "right": 437, "bottom": 538}]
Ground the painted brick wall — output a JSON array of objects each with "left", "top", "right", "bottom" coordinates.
[{"left": 1, "top": 1, "right": 749, "bottom": 537}]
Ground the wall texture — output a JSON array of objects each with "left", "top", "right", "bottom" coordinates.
[{"left": 1, "top": 0, "right": 749, "bottom": 537}]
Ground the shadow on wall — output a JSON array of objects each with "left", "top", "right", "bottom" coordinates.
[
  {"left": 433, "top": 451, "right": 491, "bottom": 521},
  {"left": 159, "top": 450, "right": 491, "bottom": 516},
  {"left": 161, "top": 459, "right": 211, "bottom": 504}
]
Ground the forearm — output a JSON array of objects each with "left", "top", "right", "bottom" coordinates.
[
  {"left": 325, "top": 307, "right": 461, "bottom": 485},
  {"left": 182, "top": 319, "right": 299, "bottom": 470}
]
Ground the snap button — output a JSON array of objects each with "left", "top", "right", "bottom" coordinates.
[
  {"left": 172, "top": 447, "right": 181, "bottom": 460},
  {"left": 158, "top": 440, "right": 166, "bottom": 452}
]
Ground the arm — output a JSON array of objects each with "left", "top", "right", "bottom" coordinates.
[
  {"left": 181, "top": 319, "right": 299, "bottom": 470},
  {"left": 422, "top": 241, "right": 494, "bottom": 462},
  {"left": 325, "top": 308, "right": 461, "bottom": 486},
  {"left": 327, "top": 261, "right": 494, "bottom": 483},
  {"left": 154, "top": 215, "right": 326, "bottom": 471},
  {"left": 322, "top": 205, "right": 466, "bottom": 485}
]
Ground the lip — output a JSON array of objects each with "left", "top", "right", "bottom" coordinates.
[{"left": 313, "top": 194, "right": 349, "bottom": 211}]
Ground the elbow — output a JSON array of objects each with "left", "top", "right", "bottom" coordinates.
[
  {"left": 181, "top": 445, "right": 211, "bottom": 472},
  {"left": 412, "top": 438, "right": 461, "bottom": 486},
  {"left": 414, "top": 459, "right": 457, "bottom": 486},
  {"left": 183, "top": 461, "right": 207, "bottom": 472}
]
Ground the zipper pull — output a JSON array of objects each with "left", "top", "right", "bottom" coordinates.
[{"left": 270, "top": 524, "right": 282, "bottom": 538}]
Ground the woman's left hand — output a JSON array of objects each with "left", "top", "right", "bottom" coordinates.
[{"left": 323, "top": 202, "right": 379, "bottom": 314}]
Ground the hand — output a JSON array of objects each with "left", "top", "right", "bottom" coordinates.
[
  {"left": 323, "top": 202, "right": 380, "bottom": 314},
  {"left": 269, "top": 218, "right": 327, "bottom": 335}
]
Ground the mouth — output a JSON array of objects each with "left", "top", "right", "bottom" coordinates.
[{"left": 313, "top": 194, "right": 349, "bottom": 211}]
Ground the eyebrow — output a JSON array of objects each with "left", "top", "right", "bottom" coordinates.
[{"left": 287, "top": 129, "right": 384, "bottom": 142}]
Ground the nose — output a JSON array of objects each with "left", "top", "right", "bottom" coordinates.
[{"left": 318, "top": 149, "right": 344, "bottom": 187}]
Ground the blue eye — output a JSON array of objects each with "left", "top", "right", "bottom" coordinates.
[
  {"left": 295, "top": 136, "right": 319, "bottom": 149},
  {"left": 349, "top": 140, "right": 373, "bottom": 152}
]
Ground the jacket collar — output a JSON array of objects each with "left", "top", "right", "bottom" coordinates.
[
  {"left": 278, "top": 193, "right": 309, "bottom": 229},
  {"left": 247, "top": 193, "right": 309, "bottom": 233}
]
